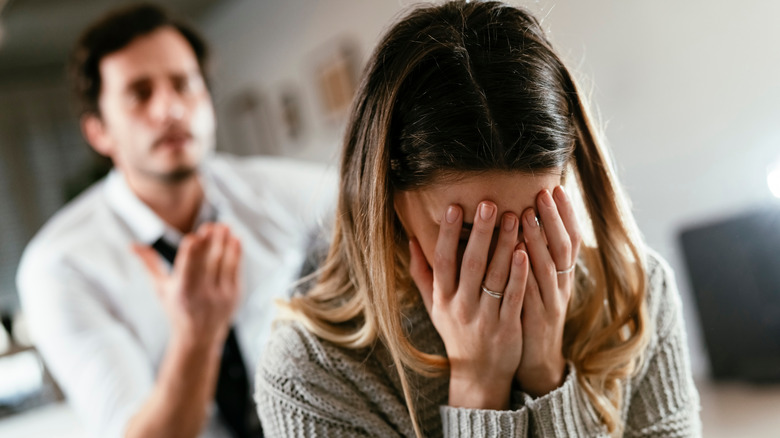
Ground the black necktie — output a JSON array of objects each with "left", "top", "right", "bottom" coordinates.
[{"left": 152, "top": 238, "right": 263, "bottom": 438}]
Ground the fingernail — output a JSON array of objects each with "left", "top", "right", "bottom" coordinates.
[
  {"left": 540, "top": 190, "right": 554, "bottom": 207},
  {"left": 525, "top": 211, "right": 538, "bottom": 227},
  {"left": 554, "top": 186, "right": 567, "bottom": 203},
  {"left": 514, "top": 250, "right": 526, "bottom": 266},
  {"left": 479, "top": 203, "right": 495, "bottom": 220},
  {"left": 446, "top": 206, "right": 459, "bottom": 223},
  {"left": 503, "top": 215, "right": 516, "bottom": 232}
]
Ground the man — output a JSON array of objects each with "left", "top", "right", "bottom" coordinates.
[{"left": 16, "top": 4, "right": 334, "bottom": 438}]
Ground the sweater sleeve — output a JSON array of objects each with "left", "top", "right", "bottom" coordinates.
[
  {"left": 439, "top": 405, "right": 529, "bottom": 437},
  {"left": 624, "top": 256, "right": 702, "bottom": 437},
  {"left": 520, "top": 365, "right": 608, "bottom": 437},
  {"left": 438, "top": 364, "right": 601, "bottom": 437}
]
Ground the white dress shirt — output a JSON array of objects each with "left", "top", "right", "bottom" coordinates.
[{"left": 16, "top": 153, "right": 337, "bottom": 438}]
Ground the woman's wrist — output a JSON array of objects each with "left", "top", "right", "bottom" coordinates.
[
  {"left": 517, "top": 361, "right": 567, "bottom": 398},
  {"left": 448, "top": 374, "right": 512, "bottom": 410}
]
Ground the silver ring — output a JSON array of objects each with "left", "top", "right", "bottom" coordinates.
[
  {"left": 481, "top": 284, "right": 504, "bottom": 299},
  {"left": 556, "top": 264, "right": 576, "bottom": 275}
]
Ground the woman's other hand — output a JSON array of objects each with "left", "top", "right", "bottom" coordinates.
[
  {"left": 516, "top": 186, "right": 581, "bottom": 397},
  {"left": 408, "top": 202, "right": 528, "bottom": 411}
]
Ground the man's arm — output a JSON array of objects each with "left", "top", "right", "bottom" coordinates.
[
  {"left": 124, "top": 330, "right": 224, "bottom": 438},
  {"left": 18, "top": 251, "right": 157, "bottom": 437},
  {"left": 18, "top": 224, "right": 241, "bottom": 438}
]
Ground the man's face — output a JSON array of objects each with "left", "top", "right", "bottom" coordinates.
[{"left": 87, "top": 26, "right": 215, "bottom": 183}]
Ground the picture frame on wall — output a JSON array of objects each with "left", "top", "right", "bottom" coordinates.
[
  {"left": 279, "top": 85, "right": 305, "bottom": 143},
  {"left": 311, "top": 38, "right": 361, "bottom": 125},
  {"left": 225, "top": 89, "right": 278, "bottom": 156}
]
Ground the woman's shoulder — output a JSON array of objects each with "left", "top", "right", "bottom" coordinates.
[
  {"left": 257, "top": 318, "right": 404, "bottom": 398},
  {"left": 623, "top": 249, "right": 702, "bottom": 435},
  {"left": 256, "top": 319, "right": 418, "bottom": 436},
  {"left": 642, "top": 248, "right": 684, "bottom": 342},
  {"left": 256, "top": 320, "right": 365, "bottom": 419},
  {"left": 259, "top": 319, "right": 348, "bottom": 380}
]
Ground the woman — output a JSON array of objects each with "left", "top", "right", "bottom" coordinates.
[{"left": 255, "top": 1, "right": 700, "bottom": 436}]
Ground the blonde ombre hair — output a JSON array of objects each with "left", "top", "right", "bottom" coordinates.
[{"left": 281, "top": 2, "right": 649, "bottom": 436}]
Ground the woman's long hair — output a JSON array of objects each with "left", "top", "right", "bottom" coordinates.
[{"left": 281, "top": 2, "right": 649, "bottom": 436}]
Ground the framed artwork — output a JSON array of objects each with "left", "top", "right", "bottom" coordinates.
[
  {"left": 279, "top": 86, "right": 305, "bottom": 143},
  {"left": 226, "top": 90, "right": 278, "bottom": 156},
  {"left": 311, "top": 38, "right": 361, "bottom": 124}
]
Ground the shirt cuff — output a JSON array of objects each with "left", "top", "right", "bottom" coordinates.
[
  {"left": 520, "top": 364, "right": 606, "bottom": 437},
  {"left": 439, "top": 405, "right": 529, "bottom": 438}
]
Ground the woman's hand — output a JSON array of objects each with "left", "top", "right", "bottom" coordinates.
[
  {"left": 515, "top": 186, "right": 581, "bottom": 397},
  {"left": 408, "top": 202, "right": 529, "bottom": 411}
]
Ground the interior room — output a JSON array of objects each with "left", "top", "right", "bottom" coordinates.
[{"left": 1, "top": 0, "right": 778, "bottom": 436}]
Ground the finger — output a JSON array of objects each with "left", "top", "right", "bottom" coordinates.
[
  {"left": 537, "top": 190, "right": 572, "bottom": 271},
  {"left": 196, "top": 222, "right": 213, "bottom": 236},
  {"left": 132, "top": 244, "right": 166, "bottom": 282},
  {"left": 217, "top": 231, "right": 237, "bottom": 287},
  {"left": 212, "top": 224, "right": 232, "bottom": 284},
  {"left": 220, "top": 235, "right": 242, "bottom": 300},
  {"left": 204, "top": 225, "right": 228, "bottom": 289},
  {"left": 481, "top": 213, "right": 519, "bottom": 315},
  {"left": 177, "top": 234, "right": 205, "bottom": 296},
  {"left": 500, "top": 249, "right": 528, "bottom": 321},
  {"left": 522, "top": 208, "right": 558, "bottom": 312},
  {"left": 519, "top": 242, "right": 544, "bottom": 319},
  {"left": 553, "top": 186, "right": 582, "bottom": 261},
  {"left": 432, "top": 205, "right": 462, "bottom": 301},
  {"left": 408, "top": 238, "right": 434, "bottom": 315},
  {"left": 173, "top": 235, "right": 194, "bottom": 277},
  {"left": 459, "top": 202, "right": 497, "bottom": 304}
]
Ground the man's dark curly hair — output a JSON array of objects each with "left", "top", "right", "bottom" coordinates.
[{"left": 69, "top": 3, "right": 210, "bottom": 118}]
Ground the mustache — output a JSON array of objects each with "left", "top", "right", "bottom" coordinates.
[{"left": 152, "top": 126, "right": 193, "bottom": 148}]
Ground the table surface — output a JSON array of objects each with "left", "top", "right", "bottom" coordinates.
[
  {"left": 697, "top": 379, "right": 780, "bottom": 438},
  {"left": 0, "top": 402, "right": 84, "bottom": 438},
  {"left": 0, "top": 379, "right": 778, "bottom": 437}
]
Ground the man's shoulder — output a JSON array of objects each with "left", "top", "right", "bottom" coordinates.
[
  {"left": 207, "top": 152, "right": 334, "bottom": 185},
  {"left": 18, "top": 179, "right": 114, "bottom": 279},
  {"left": 204, "top": 153, "right": 337, "bottom": 224}
]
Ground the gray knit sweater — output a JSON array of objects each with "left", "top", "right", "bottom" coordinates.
[{"left": 255, "top": 252, "right": 701, "bottom": 437}]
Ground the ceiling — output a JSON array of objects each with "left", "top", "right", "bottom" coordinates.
[{"left": 0, "top": 0, "right": 225, "bottom": 81}]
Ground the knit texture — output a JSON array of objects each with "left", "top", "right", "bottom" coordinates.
[{"left": 255, "top": 252, "right": 702, "bottom": 437}]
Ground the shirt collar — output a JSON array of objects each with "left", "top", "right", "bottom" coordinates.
[{"left": 104, "top": 169, "right": 217, "bottom": 246}]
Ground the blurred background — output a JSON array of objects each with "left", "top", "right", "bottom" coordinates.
[{"left": 0, "top": 0, "right": 778, "bottom": 436}]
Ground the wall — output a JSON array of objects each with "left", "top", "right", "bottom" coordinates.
[
  {"left": 202, "top": 0, "right": 780, "bottom": 377},
  {"left": 540, "top": 1, "right": 780, "bottom": 377},
  {"left": 0, "top": 77, "right": 92, "bottom": 311},
  {"left": 202, "top": 0, "right": 412, "bottom": 164}
]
